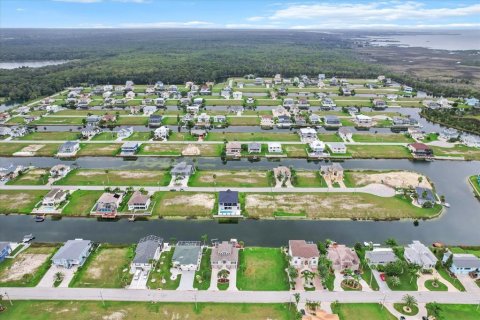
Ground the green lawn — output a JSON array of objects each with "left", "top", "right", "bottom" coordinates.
[
  {"left": 348, "top": 145, "right": 412, "bottom": 159},
  {"left": 205, "top": 132, "right": 300, "bottom": 142},
  {"left": 331, "top": 303, "right": 396, "bottom": 320},
  {"left": 0, "top": 143, "right": 61, "bottom": 157},
  {"left": 15, "top": 131, "right": 81, "bottom": 141},
  {"left": 425, "top": 279, "right": 448, "bottom": 291},
  {"left": 393, "top": 303, "right": 419, "bottom": 316},
  {"left": 54, "top": 169, "right": 171, "bottom": 186},
  {"left": 449, "top": 246, "right": 480, "bottom": 258},
  {"left": 356, "top": 249, "right": 380, "bottom": 291},
  {"left": 32, "top": 116, "right": 84, "bottom": 125},
  {"left": 167, "top": 132, "right": 197, "bottom": 141},
  {"left": 0, "top": 190, "right": 47, "bottom": 214},
  {"left": 237, "top": 247, "right": 289, "bottom": 291},
  {"left": 77, "top": 143, "right": 121, "bottom": 156},
  {"left": 148, "top": 249, "right": 181, "bottom": 290},
  {"left": 0, "top": 244, "right": 58, "bottom": 287},
  {"left": 61, "top": 190, "right": 103, "bottom": 216},
  {"left": 91, "top": 131, "right": 117, "bottom": 141},
  {"left": 283, "top": 144, "right": 307, "bottom": 158},
  {"left": 69, "top": 245, "right": 134, "bottom": 288},
  {"left": 6, "top": 168, "right": 49, "bottom": 185},
  {"left": 0, "top": 301, "right": 296, "bottom": 320},
  {"left": 5, "top": 116, "right": 26, "bottom": 125},
  {"left": 468, "top": 176, "right": 480, "bottom": 197},
  {"left": 385, "top": 269, "right": 418, "bottom": 291},
  {"left": 152, "top": 192, "right": 216, "bottom": 217},
  {"left": 436, "top": 264, "right": 466, "bottom": 291},
  {"left": 116, "top": 116, "right": 148, "bottom": 125},
  {"left": 189, "top": 170, "right": 269, "bottom": 187},
  {"left": 318, "top": 133, "right": 343, "bottom": 142},
  {"left": 427, "top": 304, "right": 480, "bottom": 320},
  {"left": 124, "top": 131, "right": 152, "bottom": 141},
  {"left": 431, "top": 145, "right": 480, "bottom": 161},
  {"left": 352, "top": 134, "right": 413, "bottom": 143},
  {"left": 294, "top": 171, "right": 327, "bottom": 187},
  {"left": 193, "top": 248, "right": 212, "bottom": 290},
  {"left": 139, "top": 143, "right": 222, "bottom": 157},
  {"left": 227, "top": 116, "right": 260, "bottom": 126}
]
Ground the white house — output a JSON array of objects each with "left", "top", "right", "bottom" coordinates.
[
  {"left": 288, "top": 240, "right": 320, "bottom": 270},
  {"left": 404, "top": 241, "right": 438, "bottom": 269},
  {"left": 299, "top": 127, "right": 317, "bottom": 141},
  {"left": 442, "top": 251, "right": 480, "bottom": 276},
  {"left": 268, "top": 142, "right": 282, "bottom": 153},
  {"left": 42, "top": 189, "right": 68, "bottom": 208},
  {"left": 127, "top": 191, "right": 151, "bottom": 211},
  {"left": 117, "top": 127, "right": 133, "bottom": 139},
  {"left": 365, "top": 248, "right": 397, "bottom": 266},
  {"left": 50, "top": 164, "right": 71, "bottom": 179},
  {"left": 125, "top": 91, "right": 135, "bottom": 99},
  {"left": 354, "top": 114, "right": 373, "bottom": 126},
  {"left": 143, "top": 105, "right": 157, "bottom": 116},
  {"left": 461, "top": 135, "right": 480, "bottom": 148},
  {"left": 232, "top": 91, "right": 243, "bottom": 100},
  {"left": 154, "top": 126, "right": 169, "bottom": 140},
  {"left": 309, "top": 140, "right": 325, "bottom": 153},
  {"left": 327, "top": 142, "right": 347, "bottom": 154}
]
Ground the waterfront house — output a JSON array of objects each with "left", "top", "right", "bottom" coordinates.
[
  {"left": 226, "top": 142, "right": 242, "bottom": 157},
  {"left": 408, "top": 127, "right": 424, "bottom": 140},
  {"left": 254, "top": 77, "right": 264, "bottom": 85},
  {"left": 354, "top": 114, "right": 372, "bottom": 126},
  {"left": 248, "top": 142, "right": 262, "bottom": 154},
  {"left": 42, "top": 189, "right": 68, "bottom": 209},
  {"left": 154, "top": 126, "right": 169, "bottom": 141},
  {"left": 299, "top": 127, "right": 317, "bottom": 141},
  {"left": 338, "top": 127, "right": 353, "bottom": 141},
  {"left": 294, "top": 115, "right": 307, "bottom": 126},
  {"left": 440, "top": 128, "right": 459, "bottom": 141},
  {"left": 121, "top": 141, "right": 139, "bottom": 156},
  {"left": 93, "top": 192, "right": 123, "bottom": 218},
  {"left": 102, "top": 114, "right": 117, "bottom": 123},
  {"left": 442, "top": 251, "right": 480, "bottom": 276},
  {"left": 187, "top": 105, "right": 200, "bottom": 114},
  {"left": 213, "top": 115, "right": 226, "bottom": 124},
  {"left": 81, "top": 127, "right": 99, "bottom": 139},
  {"left": 190, "top": 128, "right": 207, "bottom": 138},
  {"left": 58, "top": 141, "right": 80, "bottom": 156},
  {"left": 50, "top": 164, "right": 71, "bottom": 179},
  {"left": 283, "top": 98, "right": 295, "bottom": 108},
  {"left": 86, "top": 115, "right": 101, "bottom": 127},
  {"left": 320, "top": 163, "right": 344, "bottom": 182},
  {"left": 118, "top": 127, "right": 133, "bottom": 139},
  {"left": 277, "top": 115, "right": 292, "bottom": 128},
  {"left": 323, "top": 115, "right": 341, "bottom": 128},
  {"left": 148, "top": 115, "right": 162, "bottom": 128},
  {"left": 268, "top": 142, "right": 282, "bottom": 153},
  {"left": 309, "top": 140, "right": 325, "bottom": 154},
  {"left": 461, "top": 135, "right": 480, "bottom": 148},
  {"left": 309, "top": 114, "right": 321, "bottom": 124},
  {"left": 143, "top": 105, "right": 157, "bottom": 115},
  {"left": 52, "top": 239, "right": 93, "bottom": 269},
  {"left": 103, "top": 91, "right": 112, "bottom": 99},
  {"left": 321, "top": 97, "right": 336, "bottom": 109},
  {"left": 365, "top": 248, "right": 397, "bottom": 266},
  {"left": 288, "top": 240, "right": 320, "bottom": 270},
  {"left": 465, "top": 97, "right": 479, "bottom": 108},
  {"left": 199, "top": 85, "right": 211, "bottom": 95},
  {"left": 297, "top": 98, "right": 310, "bottom": 109},
  {"left": 172, "top": 241, "right": 202, "bottom": 271},
  {"left": 404, "top": 241, "right": 438, "bottom": 269},
  {"left": 415, "top": 187, "right": 436, "bottom": 206},
  {"left": 408, "top": 143, "right": 433, "bottom": 158},
  {"left": 372, "top": 99, "right": 387, "bottom": 110},
  {"left": 327, "top": 142, "right": 347, "bottom": 154},
  {"left": 154, "top": 81, "right": 164, "bottom": 91},
  {"left": 218, "top": 190, "right": 241, "bottom": 216},
  {"left": 130, "top": 235, "right": 163, "bottom": 274},
  {"left": 171, "top": 161, "right": 195, "bottom": 178},
  {"left": 155, "top": 98, "right": 165, "bottom": 107},
  {"left": 329, "top": 77, "right": 338, "bottom": 86},
  {"left": 0, "top": 165, "right": 24, "bottom": 182},
  {"left": 196, "top": 113, "right": 211, "bottom": 125},
  {"left": 327, "top": 243, "right": 360, "bottom": 271},
  {"left": 0, "top": 126, "right": 12, "bottom": 137},
  {"left": 392, "top": 117, "right": 418, "bottom": 127},
  {"left": 220, "top": 87, "right": 231, "bottom": 99},
  {"left": 0, "top": 242, "right": 12, "bottom": 262},
  {"left": 260, "top": 115, "right": 274, "bottom": 128},
  {"left": 127, "top": 191, "right": 151, "bottom": 211},
  {"left": 211, "top": 240, "right": 240, "bottom": 270}
]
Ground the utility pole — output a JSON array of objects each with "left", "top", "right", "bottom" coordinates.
[
  {"left": 4, "top": 291, "right": 12, "bottom": 306},
  {"left": 100, "top": 290, "right": 105, "bottom": 307}
]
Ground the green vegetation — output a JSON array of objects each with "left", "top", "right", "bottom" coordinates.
[
  {"left": 61, "top": 190, "right": 103, "bottom": 216},
  {"left": 6, "top": 168, "right": 49, "bottom": 185},
  {"left": 468, "top": 175, "right": 480, "bottom": 198},
  {"left": 0, "top": 190, "right": 47, "bottom": 214},
  {"left": 425, "top": 279, "right": 448, "bottom": 291},
  {"left": 193, "top": 248, "right": 212, "bottom": 290},
  {"left": 348, "top": 145, "right": 412, "bottom": 159},
  {"left": 91, "top": 131, "right": 117, "bottom": 141},
  {"left": 426, "top": 303, "right": 480, "bottom": 320},
  {"left": 139, "top": 143, "right": 222, "bottom": 157},
  {"left": 352, "top": 133, "right": 413, "bottom": 143},
  {"left": 69, "top": 244, "right": 134, "bottom": 288},
  {"left": 124, "top": 131, "right": 153, "bottom": 141},
  {"left": 421, "top": 108, "right": 480, "bottom": 136},
  {"left": 205, "top": 132, "right": 300, "bottom": 142},
  {"left": 148, "top": 249, "right": 181, "bottom": 290},
  {"left": 394, "top": 303, "right": 419, "bottom": 316},
  {"left": 189, "top": 170, "right": 269, "bottom": 187},
  {"left": 227, "top": 116, "right": 260, "bottom": 126},
  {"left": 0, "top": 143, "right": 61, "bottom": 157},
  {"left": 294, "top": 171, "right": 327, "bottom": 187},
  {"left": 355, "top": 248, "right": 380, "bottom": 291},
  {"left": 77, "top": 143, "right": 120, "bottom": 156},
  {"left": 55, "top": 169, "right": 171, "bottom": 186},
  {"left": 15, "top": 131, "right": 80, "bottom": 141},
  {"left": 152, "top": 192, "right": 216, "bottom": 217},
  {"left": 116, "top": 116, "right": 148, "bottom": 125},
  {"left": 32, "top": 116, "right": 84, "bottom": 125},
  {"left": 237, "top": 247, "right": 289, "bottom": 291},
  {"left": 431, "top": 145, "right": 480, "bottom": 160},
  {"left": 435, "top": 264, "right": 466, "bottom": 291},
  {"left": 283, "top": 144, "right": 307, "bottom": 157},
  {"left": 331, "top": 303, "right": 396, "bottom": 320},
  {"left": 0, "top": 301, "right": 296, "bottom": 320}
]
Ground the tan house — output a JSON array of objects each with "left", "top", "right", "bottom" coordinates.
[
  {"left": 320, "top": 163, "right": 344, "bottom": 183},
  {"left": 211, "top": 241, "right": 239, "bottom": 270},
  {"left": 327, "top": 244, "right": 360, "bottom": 271},
  {"left": 288, "top": 240, "right": 320, "bottom": 270},
  {"left": 225, "top": 142, "right": 242, "bottom": 157}
]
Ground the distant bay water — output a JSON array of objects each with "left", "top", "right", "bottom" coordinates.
[{"left": 0, "top": 60, "right": 70, "bottom": 69}]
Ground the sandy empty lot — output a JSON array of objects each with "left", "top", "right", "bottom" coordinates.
[
  {"left": 0, "top": 192, "right": 38, "bottom": 207},
  {"left": 198, "top": 171, "right": 266, "bottom": 184},
  {"left": 163, "top": 193, "right": 215, "bottom": 210},
  {"left": 348, "top": 170, "right": 432, "bottom": 189},
  {"left": 0, "top": 254, "right": 49, "bottom": 282}
]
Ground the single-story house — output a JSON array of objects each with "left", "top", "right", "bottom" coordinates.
[
  {"left": 226, "top": 142, "right": 242, "bottom": 157},
  {"left": 408, "top": 127, "right": 424, "bottom": 140},
  {"left": 81, "top": 127, "right": 99, "bottom": 139},
  {"left": 51, "top": 239, "right": 93, "bottom": 269},
  {"left": 121, "top": 141, "right": 139, "bottom": 156},
  {"left": 130, "top": 235, "right": 163, "bottom": 273},
  {"left": 50, "top": 164, "right": 71, "bottom": 178},
  {"left": 415, "top": 187, "right": 436, "bottom": 206},
  {"left": 354, "top": 114, "right": 372, "bottom": 126},
  {"left": 321, "top": 97, "right": 336, "bottom": 109},
  {"left": 172, "top": 241, "right": 202, "bottom": 271},
  {"left": 327, "top": 244, "right": 360, "bottom": 271},
  {"left": 94, "top": 192, "right": 123, "bottom": 218},
  {"left": 187, "top": 105, "right": 200, "bottom": 114},
  {"left": 372, "top": 99, "right": 387, "bottom": 110},
  {"left": 218, "top": 189, "right": 241, "bottom": 216},
  {"left": 442, "top": 251, "right": 480, "bottom": 276},
  {"left": 149, "top": 115, "right": 163, "bottom": 128},
  {"left": 127, "top": 191, "right": 151, "bottom": 211},
  {"left": 42, "top": 189, "right": 68, "bottom": 208},
  {"left": 0, "top": 126, "right": 12, "bottom": 136},
  {"left": 102, "top": 114, "right": 116, "bottom": 123},
  {"left": 365, "top": 248, "right": 397, "bottom": 266},
  {"left": 309, "top": 114, "right": 321, "bottom": 124},
  {"left": 295, "top": 115, "right": 307, "bottom": 126},
  {"left": 118, "top": 127, "right": 133, "bottom": 139},
  {"left": 327, "top": 142, "right": 347, "bottom": 154},
  {"left": 143, "top": 105, "right": 157, "bottom": 115},
  {"left": 309, "top": 140, "right": 325, "bottom": 154},
  {"left": 190, "top": 128, "right": 207, "bottom": 137},
  {"left": 268, "top": 142, "right": 282, "bottom": 153},
  {"left": 0, "top": 242, "right": 12, "bottom": 262},
  {"left": 86, "top": 115, "right": 101, "bottom": 127},
  {"left": 288, "top": 240, "right": 320, "bottom": 270},
  {"left": 323, "top": 115, "right": 341, "bottom": 127},
  {"left": 248, "top": 142, "right": 262, "bottom": 154},
  {"left": 408, "top": 143, "right": 433, "bottom": 157},
  {"left": 211, "top": 240, "right": 239, "bottom": 270},
  {"left": 58, "top": 141, "right": 80, "bottom": 156},
  {"left": 338, "top": 127, "right": 353, "bottom": 141},
  {"left": 461, "top": 135, "right": 480, "bottom": 148},
  {"left": 155, "top": 98, "right": 165, "bottom": 107},
  {"left": 299, "top": 127, "right": 317, "bottom": 140},
  {"left": 404, "top": 240, "right": 438, "bottom": 269},
  {"left": 213, "top": 115, "right": 226, "bottom": 123},
  {"left": 320, "top": 163, "right": 344, "bottom": 182},
  {"left": 171, "top": 161, "right": 195, "bottom": 178},
  {"left": 283, "top": 98, "right": 295, "bottom": 108},
  {"left": 196, "top": 113, "right": 210, "bottom": 124}
]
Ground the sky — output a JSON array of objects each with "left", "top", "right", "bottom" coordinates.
[{"left": 1, "top": 0, "right": 480, "bottom": 29}]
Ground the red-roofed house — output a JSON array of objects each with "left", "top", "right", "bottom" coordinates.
[
  {"left": 288, "top": 240, "right": 320, "bottom": 270},
  {"left": 408, "top": 143, "right": 433, "bottom": 158}
]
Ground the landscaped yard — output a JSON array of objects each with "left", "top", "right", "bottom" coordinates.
[
  {"left": 205, "top": 132, "right": 300, "bottom": 142},
  {"left": 6, "top": 168, "right": 49, "bottom": 185},
  {"left": 1, "top": 301, "right": 296, "bottom": 320},
  {"left": 152, "top": 192, "right": 216, "bottom": 217},
  {"left": 244, "top": 193, "right": 442, "bottom": 220},
  {"left": 69, "top": 245, "right": 134, "bottom": 288},
  {"left": 352, "top": 134, "right": 413, "bottom": 143},
  {"left": 237, "top": 247, "right": 289, "bottom": 291},
  {"left": 193, "top": 248, "right": 212, "bottom": 290},
  {"left": 0, "top": 244, "right": 58, "bottom": 287},
  {"left": 0, "top": 190, "right": 47, "bottom": 214},
  {"left": 147, "top": 248, "right": 181, "bottom": 290},
  {"left": 427, "top": 304, "right": 480, "bottom": 320},
  {"left": 15, "top": 131, "right": 81, "bottom": 141},
  {"left": 189, "top": 170, "right": 269, "bottom": 187},
  {"left": 61, "top": 190, "right": 103, "bottom": 216},
  {"left": 54, "top": 169, "right": 171, "bottom": 186},
  {"left": 348, "top": 145, "right": 412, "bottom": 159},
  {"left": 331, "top": 303, "right": 396, "bottom": 320},
  {"left": 77, "top": 143, "right": 121, "bottom": 156}
]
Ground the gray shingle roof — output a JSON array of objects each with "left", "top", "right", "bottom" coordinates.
[
  {"left": 452, "top": 254, "right": 480, "bottom": 269},
  {"left": 133, "top": 235, "right": 163, "bottom": 264},
  {"left": 172, "top": 242, "right": 202, "bottom": 266},
  {"left": 219, "top": 190, "right": 238, "bottom": 204},
  {"left": 52, "top": 239, "right": 91, "bottom": 261}
]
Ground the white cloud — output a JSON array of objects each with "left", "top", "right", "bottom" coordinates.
[
  {"left": 120, "top": 21, "right": 215, "bottom": 28},
  {"left": 225, "top": 23, "right": 280, "bottom": 29},
  {"left": 246, "top": 16, "right": 265, "bottom": 22},
  {"left": 289, "top": 22, "right": 480, "bottom": 30},
  {"left": 53, "top": 0, "right": 102, "bottom": 3}
]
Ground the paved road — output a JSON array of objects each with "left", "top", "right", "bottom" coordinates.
[
  {"left": 0, "top": 183, "right": 396, "bottom": 197},
  {"left": 1, "top": 287, "right": 479, "bottom": 304}
]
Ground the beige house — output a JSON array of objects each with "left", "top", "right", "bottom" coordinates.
[
  {"left": 225, "top": 142, "right": 242, "bottom": 157},
  {"left": 211, "top": 241, "right": 239, "bottom": 270},
  {"left": 288, "top": 240, "right": 320, "bottom": 270},
  {"left": 327, "top": 244, "right": 360, "bottom": 271}
]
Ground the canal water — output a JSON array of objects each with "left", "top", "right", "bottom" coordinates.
[{"left": 0, "top": 158, "right": 479, "bottom": 246}]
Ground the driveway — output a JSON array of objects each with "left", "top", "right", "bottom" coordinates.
[
  {"left": 333, "top": 271, "right": 343, "bottom": 291},
  {"left": 208, "top": 268, "right": 219, "bottom": 291},
  {"left": 372, "top": 270, "right": 391, "bottom": 292},
  {"left": 228, "top": 269, "right": 238, "bottom": 291},
  {"left": 37, "top": 265, "right": 77, "bottom": 288},
  {"left": 129, "top": 271, "right": 149, "bottom": 290},
  {"left": 178, "top": 270, "right": 195, "bottom": 290},
  {"left": 457, "top": 275, "right": 480, "bottom": 293}
]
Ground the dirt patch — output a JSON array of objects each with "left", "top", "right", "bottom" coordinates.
[
  {"left": 21, "top": 169, "right": 47, "bottom": 180},
  {"left": 20, "top": 144, "right": 45, "bottom": 152},
  {"left": 0, "top": 253, "right": 49, "bottom": 281},
  {"left": 0, "top": 193, "right": 35, "bottom": 207},
  {"left": 350, "top": 171, "right": 432, "bottom": 189},
  {"left": 85, "top": 248, "right": 126, "bottom": 279},
  {"left": 199, "top": 171, "right": 265, "bottom": 184},
  {"left": 182, "top": 144, "right": 200, "bottom": 155},
  {"left": 102, "top": 311, "right": 126, "bottom": 320},
  {"left": 163, "top": 193, "right": 215, "bottom": 210}
]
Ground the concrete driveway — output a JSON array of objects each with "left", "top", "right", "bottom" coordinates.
[
  {"left": 178, "top": 270, "right": 195, "bottom": 290},
  {"left": 228, "top": 269, "right": 238, "bottom": 291},
  {"left": 37, "top": 265, "right": 77, "bottom": 288},
  {"left": 209, "top": 268, "right": 219, "bottom": 291},
  {"left": 129, "top": 271, "right": 149, "bottom": 290},
  {"left": 372, "top": 270, "right": 391, "bottom": 292},
  {"left": 457, "top": 275, "right": 480, "bottom": 293}
]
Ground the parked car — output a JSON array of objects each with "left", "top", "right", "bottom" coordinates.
[{"left": 380, "top": 273, "right": 386, "bottom": 281}]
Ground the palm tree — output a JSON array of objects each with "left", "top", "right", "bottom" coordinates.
[
  {"left": 293, "top": 293, "right": 300, "bottom": 308},
  {"left": 408, "top": 264, "right": 421, "bottom": 284},
  {"left": 105, "top": 169, "right": 110, "bottom": 185},
  {"left": 301, "top": 271, "right": 314, "bottom": 286},
  {"left": 343, "top": 268, "right": 354, "bottom": 286},
  {"left": 0, "top": 294, "right": 4, "bottom": 312},
  {"left": 402, "top": 294, "right": 417, "bottom": 310},
  {"left": 200, "top": 234, "right": 208, "bottom": 246},
  {"left": 428, "top": 302, "right": 441, "bottom": 318},
  {"left": 288, "top": 266, "right": 298, "bottom": 280},
  {"left": 418, "top": 176, "right": 423, "bottom": 186}
]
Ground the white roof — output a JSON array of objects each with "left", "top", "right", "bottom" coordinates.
[
  {"left": 300, "top": 127, "right": 317, "bottom": 134},
  {"left": 355, "top": 114, "right": 372, "bottom": 120},
  {"left": 268, "top": 142, "right": 282, "bottom": 148}
]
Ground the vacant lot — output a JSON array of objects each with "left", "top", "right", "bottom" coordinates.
[
  {"left": 205, "top": 132, "right": 300, "bottom": 142},
  {"left": 332, "top": 303, "right": 396, "bottom": 320},
  {"left": 0, "top": 245, "right": 57, "bottom": 287},
  {"left": 284, "top": 144, "right": 307, "bottom": 157},
  {"left": 189, "top": 170, "right": 269, "bottom": 187},
  {"left": 319, "top": 133, "right": 343, "bottom": 142},
  {"left": 124, "top": 131, "right": 152, "bottom": 141},
  {"left": 431, "top": 145, "right": 480, "bottom": 161},
  {"left": 70, "top": 245, "right": 134, "bottom": 288},
  {"left": 0, "top": 190, "right": 47, "bottom": 214},
  {"left": 343, "top": 170, "right": 432, "bottom": 189},
  {"left": 227, "top": 116, "right": 260, "bottom": 126},
  {"left": 348, "top": 145, "right": 412, "bottom": 159},
  {"left": 91, "top": 131, "right": 117, "bottom": 141},
  {"left": 6, "top": 168, "right": 49, "bottom": 185},
  {"left": 295, "top": 171, "right": 327, "bottom": 187},
  {"left": 237, "top": 247, "right": 289, "bottom": 291},
  {"left": 352, "top": 134, "right": 413, "bottom": 143},
  {"left": 2, "top": 301, "right": 296, "bottom": 320},
  {"left": 2, "top": 143, "right": 61, "bottom": 156},
  {"left": 61, "top": 190, "right": 103, "bottom": 216},
  {"left": 77, "top": 143, "right": 120, "bottom": 156},
  {"left": 152, "top": 192, "right": 216, "bottom": 217},
  {"left": 32, "top": 116, "right": 84, "bottom": 125},
  {"left": 139, "top": 143, "right": 222, "bottom": 157},
  {"left": 244, "top": 193, "right": 442, "bottom": 219},
  {"left": 15, "top": 131, "right": 80, "bottom": 141},
  {"left": 117, "top": 116, "right": 148, "bottom": 125},
  {"left": 55, "top": 169, "right": 171, "bottom": 186}
]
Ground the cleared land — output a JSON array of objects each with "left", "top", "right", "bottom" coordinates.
[
  {"left": 295, "top": 171, "right": 327, "bottom": 187},
  {"left": 1, "top": 301, "right": 296, "bottom": 320},
  {"left": 15, "top": 131, "right": 80, "bottom": 141},
  {"left": 55, "top": 169, "right": 171, "bottom": 186},
  {"left": 90, "top": 132, "right": 117, "bottom": 141},
  {"left": 352, "top": 134, "right": 413, "bottom": 143},
  {"left": 431, "top": 145, "right": 480, "bottom": 161},
  {"left": 237, "top": 247, "right": 289, "bottom": 291},
  {"left": 76, "top": 143, "right": 120, "bottom": 156},
  {"left": 332, "top": 303, "right": 396, "bottom": 320},
  {"left": 343, "top": 170, "right": 432, "bottom": 189},
  {"left": 227, "top": 116, "right": 260, "bottom": 126},
  {"left": 0, "top": 245, "right": 57, "bottom": 287},
  {"left": 6, "top": 168, "right": 49, "bottom": 185},
  {"left": 0, "top": 190, "right": 47, "bottom": 214},
  {"left": 32, "top": 116, "right": 84, "bottom": 125},
  {"left": 189, "top": 170, "right": 269, "bottom": 187},
  {"left": 284, "top": 144, "right": 307, "bottom": 157},
  {"left": 244, "top": 193, "right": 442, "bottom": 219},
  {"left": 61, "top": 190, "right": 103, "bottom": 216},
  {"left": 69, "top": 245, "right": 134, "bottom": 288},
  {"left": 0, "top": 143, "right": 61, "bottom": 156},
  {"left": 139, "top": 143, "right": 222, "bottom": 157},
  {"left": 152, "top": 192, "right": 216, "bottom": 217},
  {"left": 348, "top": 145, "right": 412, "bottom": 159},
  {"left": 205, "top": 132, "right": 300, "bottom": 142}
]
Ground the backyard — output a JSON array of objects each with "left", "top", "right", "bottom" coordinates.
[
  {"left": 0, "top": 190, "right": 47, "bottom": 214},
  {"left": 6, "top": 168, "right": 49, "bottom": 185},
  {"left": 152, "top": 192, "right": 216, "bottom": 217},
  {"left": 61, "top": 190, "right": 103, "bottom": 216}
]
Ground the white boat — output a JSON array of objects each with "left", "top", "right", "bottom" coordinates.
[
  {"left": 443, "top": 203, "right": 451, "bottom": 208},
  {"left": 22, "top": 234, "right": 35, "bottom": 243}
]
